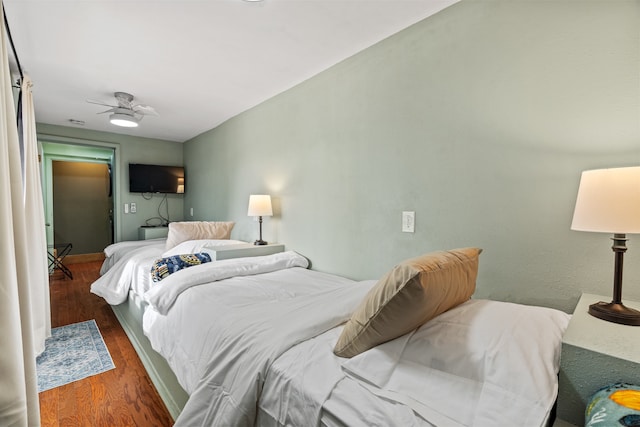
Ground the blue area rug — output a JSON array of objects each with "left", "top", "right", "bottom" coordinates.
[{"left": 36, "top": 319, "right": 115, "bottom": 392}]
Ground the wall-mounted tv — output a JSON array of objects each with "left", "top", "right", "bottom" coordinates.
[{"left": 129, "top": 163, "right": 185, "bottom": 194}]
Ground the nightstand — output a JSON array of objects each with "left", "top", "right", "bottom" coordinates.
[
  {"left": 208, "top": 243, "right": 284, "bottom": 260},
  {"left": 139, "top": 226, "right": 169, "bottom": 240},
  {"left": 556, "top": 293, "right": 640, "bottom": 426}
]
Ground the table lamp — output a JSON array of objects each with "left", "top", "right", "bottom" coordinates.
[
  {"left": 571, "top": 166, "right": 640, "bottom": 326},
  {"left": 247, "top": 195, "right": 272, "bottom": 245}
]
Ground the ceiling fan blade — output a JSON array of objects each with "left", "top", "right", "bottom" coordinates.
[
  {"left": 96, "top": 107, "right": 117, "bottom": 114},
  {"left": 133, "top": 104, "right": 159, "bottom": 116},
  {"left": 87, "top": 98, "right": 117, "bottom": 107}
]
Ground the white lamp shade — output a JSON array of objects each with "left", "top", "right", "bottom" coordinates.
[
  {"left": 248, "top": 195, "right": 273, "bottom": 217},
  {"left": 571, "top": 166, "right": 640, "bottom": 234}
]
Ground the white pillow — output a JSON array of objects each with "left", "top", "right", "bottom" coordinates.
[
  {"left": 165, "top": 221, "right": 235, "bottom": 250},
  {"left": 341, "top": 299, "right": 571, "bottom": 427},
  {"left": 162, "top": 239, "right": 246, "bottom": 258}
]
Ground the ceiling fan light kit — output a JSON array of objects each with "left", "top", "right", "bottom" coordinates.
[
  {"left": 109, "top": 110, "right": 140, "bottom": 127},
  {"left": 87, "top": 91, "right": 158, "bottom": 128}
]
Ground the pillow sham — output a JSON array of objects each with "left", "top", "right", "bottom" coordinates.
[
  {"left": 334, "top": 247, "right": 482, "bottom": 358},
  {"left": 151, "top": 252, "right": 212, "bottom": 282},
  {"left": 162, "top": 239, "right": 246, "bottom": 258},
  {"left": 165, "top": 221, "right": 235, "bottom": 250}
]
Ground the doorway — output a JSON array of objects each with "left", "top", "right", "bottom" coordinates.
[
  {"left": 52, "top": 160, "right": 113, "bottom": 254},
  {"left": 41, "top": 141, "right": 117, "bottom": 255}
]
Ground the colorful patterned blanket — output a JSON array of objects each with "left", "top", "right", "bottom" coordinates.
[{"left": 151, "top": 253, "right": 212, "bottom": 282}]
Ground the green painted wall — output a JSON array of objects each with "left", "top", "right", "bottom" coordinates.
[
  {"left": 38, "top": 123, "right": 184, "bottom": 242},
  {"left": 185, "top": 0, "right": 640, "bottom": 312}
]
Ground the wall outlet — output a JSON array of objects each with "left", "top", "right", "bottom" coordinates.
[
  {"left": 124, "top": 203, "right": 129, "bottom": 214},
  {"left": 402, "top": 211, "right": 415, "bottom": 233},
  {"left": 130, "top": 202, "right": 137, "bottom": 214},
  {"left": 190, "top": 207, "right": 194, "bottom": 217}
]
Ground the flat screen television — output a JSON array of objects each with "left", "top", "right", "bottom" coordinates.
[{"left": 129, "top": 163, "right": 185, "bottom": 194}]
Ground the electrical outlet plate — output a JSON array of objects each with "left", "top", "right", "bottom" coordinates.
[
  {"left": 402, "top": 211, "right": 415, "bottom": 233},
  {"left": 130, "top": 202, "right": 137, "bottom": 213}
]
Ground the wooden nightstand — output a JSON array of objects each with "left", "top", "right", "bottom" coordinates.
[
  {"left": 207, "top": 243, "right": 285, "bottom": 260},
  {"left": 556, "top": 293, "right": 640, "bottom": 426}
]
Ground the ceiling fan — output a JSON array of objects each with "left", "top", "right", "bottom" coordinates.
[{"left": 87, "top": 92, "right": 158, "bottom": 128}]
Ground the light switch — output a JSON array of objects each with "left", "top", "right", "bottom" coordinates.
[
  {"left": 402, "top": 211, "right": 415, "bottom": 233},
  {"left": 124, "top": 203, "right": 129, "bottom": 214}
]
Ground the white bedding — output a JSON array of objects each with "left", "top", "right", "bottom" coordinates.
[
  {"left": 143, "top": 264, "right": 373, "bottom": 426},
  {"left": 141, "top": 253, "right": 570, "bottom": 427},
  {"left": 340, "top": 299, "right": 570, "bottom": 426},
  {"left": 93, "top": 238, "right": 248, "bottom": 304},
  {"left": 145, "top": 251, "right": 310, "bottom": 314},
  {"left": 100, "top": 238, "right": 166, "bottom": 275},
  {"left": 259, "top": 299, "right": 570, "bottom": 427},
  {"left": 92, "top": 244, "right": 165, "bottom": 304},
  {"left": 258, "top": 327, "right": 436, "bottom": 427}
]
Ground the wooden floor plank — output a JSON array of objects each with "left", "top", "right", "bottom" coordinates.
[{"left": 41, "top": 261, "right": 174, "bottom": 426}]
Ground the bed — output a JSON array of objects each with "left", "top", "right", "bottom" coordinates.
[{"left": 92, "top": 225, "right": 570, "bottom": 427}]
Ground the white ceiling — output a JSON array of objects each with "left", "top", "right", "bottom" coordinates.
[{"left": 3, "top": 0, "right": 458, "bottom": 142}]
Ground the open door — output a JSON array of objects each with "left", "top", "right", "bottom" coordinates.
[
  {"left": 51, "top": 160, "right": 113, "bottom": 255},
  {"left": 42, "top": 142, "right": 116, "bottom": 253}
]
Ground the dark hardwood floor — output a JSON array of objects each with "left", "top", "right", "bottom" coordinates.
[{"left": 41, "top": 261, "right": 174, "bottom": 426}]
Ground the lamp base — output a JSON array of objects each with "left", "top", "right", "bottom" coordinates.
[
  {"left": 254, "top": 240, "right": 268, "bottom": 246},
  {"left": 588, "top": 301, "right": 640, "bottom": 326}
]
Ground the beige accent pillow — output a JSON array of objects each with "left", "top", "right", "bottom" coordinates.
[
  {"left": 165, "top": 221, "right": 235, "bottom": 250},
  {"left": 334, "top": 247, "right": 482, "bottom": 358}
]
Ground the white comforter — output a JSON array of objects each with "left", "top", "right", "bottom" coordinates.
[
  {"left": 100, "top": 238, "right": 166, "bottom": 275},
  {"left": 144, "top": 255, "right": 569, "bottom": 427},
  {"left": 143, "top": 261, "right": 375, "bottom": 427},
  {"left": 145, "top": 251, "right": 311, "bottom": 314},
  {"left": 92, "top": 244, "right": 165, "bottom": 304},
  {"left": 93, "top": 238, "right": 251, "bottom": 304}
]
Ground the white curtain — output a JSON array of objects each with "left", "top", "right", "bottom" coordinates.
[
  {"left": 0, "top": 2, "right": 49, "bottom": 425},
  {"left": 20, "top": 75, "right": 51, "bottom": 356}
]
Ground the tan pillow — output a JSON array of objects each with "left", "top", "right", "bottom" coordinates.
[
  {"left": 334, "top": 247, "right": 482, "bottom": 358},
  {"left": 165, "top": 221, "right": 235, "bottom": 250}
]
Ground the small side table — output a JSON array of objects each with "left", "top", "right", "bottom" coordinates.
[
  {"left": 48, "top": 243, "right": 73, "bottom": 280},
  {"left": 139, "top": 226, "right": 169, "bottom": 240},
  {"left": 556, "top": 293, "right": 640, "bottom": 425}
]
